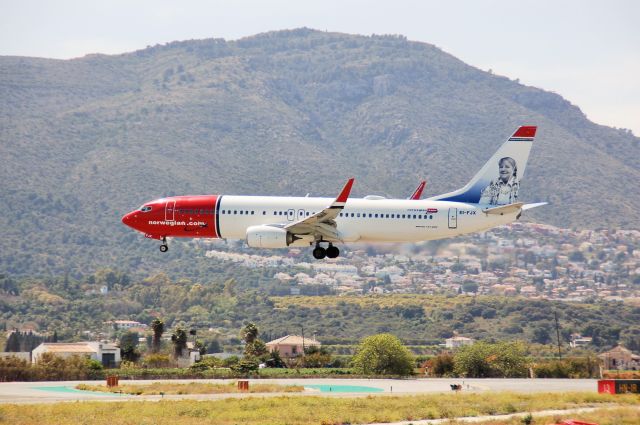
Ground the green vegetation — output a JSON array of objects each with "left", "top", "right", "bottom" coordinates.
[
  {"left": 352, "top": 333, "right": 414, "bottom": 376},
  {"left": 2, "top": 272, "right": 639, "bottom": 351},
  {"left": 0, "top": 392, "right": 637, "bottom": 425},
  {"left": 75, "top": 381, "right": 304, "bottom": 395},
  {"left": 453, "top": 341, "right": 528, "bottom": 378},
  {"left": 0, "top": 353, "right": 103, "bottom": 381}
]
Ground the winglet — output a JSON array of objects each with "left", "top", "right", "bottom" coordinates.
[
  {"left": 409, "top": 181, "right": 426, "bottom": 200},
  {"left": 510, "top": 126, "right": 537, "bottom": 140},
  {"left": 335, "top": 178, "right": 355, "bottom": 205}
]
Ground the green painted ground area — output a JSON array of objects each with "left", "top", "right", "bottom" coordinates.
[
  {"left": 30, "top": 386, "right": 124, "bottom": 396},
  {"left": 304, "top": 384, "right": 384, "bottom": 393}
]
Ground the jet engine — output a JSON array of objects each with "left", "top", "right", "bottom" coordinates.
[{"left": 246, "top": 225, "right": 298, "bottom": 248}]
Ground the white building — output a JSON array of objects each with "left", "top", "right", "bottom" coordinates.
[
  {"left": 105, "top": 320, "right": 147, "bottom": 330},
  {"left": 32, "top": 342, "right": 121, "bottom": 367},
  {"left": 445, "top": 336, "right": 475, "bottom": 349}
]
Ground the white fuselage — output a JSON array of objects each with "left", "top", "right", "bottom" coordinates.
[{"left": 217, "top": 196, "right": 516, "bottom": 245}]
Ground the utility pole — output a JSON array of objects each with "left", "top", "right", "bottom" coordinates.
[
  {"left": 554, "top": 310, "right": 562, "bottom": 360},
  {"left": 301, "top": 325, "right": 305, "bottom": 354}
]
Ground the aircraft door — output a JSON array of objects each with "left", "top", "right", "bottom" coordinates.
[
  {"left": 297, "top": 209, "right": 306, "bottom": 220},
  {"left": 165, "top": 200, "right": 176, "bottom": 222},
  {"left": 448, "top": 208, "right": 457, "bottom": 229},
  {"left": 287, "top": 209, "right": 295, "bottom": 221}
]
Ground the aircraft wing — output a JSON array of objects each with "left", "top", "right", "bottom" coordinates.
[{"left": 284, "top": 178, "right": 354, "bottom": 241}]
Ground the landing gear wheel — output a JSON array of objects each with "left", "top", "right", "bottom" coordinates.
[
  {"left": 159, "top": 244, "right": 168, "bottom": 253},
  {"left": 326, "top": 245, "right": 340, "bottom": 259},
  {"left": 312, "top": 246, "right": 326, "bottom": 260}
]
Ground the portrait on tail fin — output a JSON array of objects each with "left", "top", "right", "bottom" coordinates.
[{"left": 479, "top": 157, "right": 519, "bottom": 205}]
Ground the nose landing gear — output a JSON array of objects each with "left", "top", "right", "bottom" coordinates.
[{"left": 159, "top": 237, "right": 169, "bottom": 252}]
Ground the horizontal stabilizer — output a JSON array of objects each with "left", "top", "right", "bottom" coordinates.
[
  {"left": 483, "top": 202, "right": 524, "bottom": 215},
  {"left": 522, "top": 202, "right": 548, "bottom": 211}
]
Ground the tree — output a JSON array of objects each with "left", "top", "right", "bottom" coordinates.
[
  {"left": 462, "top": 281, "right": 479, "bottom": 293},
  {"left": 352, "top": 334, "right": 414, "bottom": 376},
  {"left": 265, "top": 350, "right": 286, "bottom": 368},
  {"left": 240, "top": 323, "right": 259, "bottom": 344},
  {"left": 532, "top": 325, "right": 552, "bottom": 344},
  {"left": 244, "top": 339, "right": 268, "bottom": 357},
  {"left": 454, "top": 341, "right": 528, "bottom": 378},
  {"left": 171, "top": 327, "right": 188, "bottom": 358},
  {"left": 302, "top": 346, "right": 332, "bottom": 368},
  {"left": 206, "top": 339, "right": 222, "bottom": 354},
  {"left": 194, "top": 340, "right": 207, "bottom": 356},
  {"left": 120, "top": 331, "right": 140, "bottom": 362},
  {"left": 150, "top": 318, "right": 164, "bottom": 353}
]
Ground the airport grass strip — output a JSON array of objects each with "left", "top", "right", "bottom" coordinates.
[
  {"left": 468, "top": 406, "right": 640, "bottom": 425},
  {"left": 0, "top": 392, "right": 638, "bottom": 425},
  {"left": 75, "top": 381, "right": 304, "bottom": 395}
]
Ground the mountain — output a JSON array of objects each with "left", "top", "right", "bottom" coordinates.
[{"left": 1, "top": 28, "right": 639, "bottom": 277}]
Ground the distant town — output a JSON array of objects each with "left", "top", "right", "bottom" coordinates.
[{"left": 203, "top": 222, "right": 640, "bottom": 301}]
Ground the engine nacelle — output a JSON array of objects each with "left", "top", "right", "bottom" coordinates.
[{"left": 246, "top": 225, "right": 297, "bottom": 248}]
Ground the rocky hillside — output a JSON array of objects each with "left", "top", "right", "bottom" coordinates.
[{"left": 1, "top": 28, "right": 639, "bottom": 276}]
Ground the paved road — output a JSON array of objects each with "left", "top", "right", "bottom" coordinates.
[{"left": 0, "top": 378, "right": 599, "bottom": 404}]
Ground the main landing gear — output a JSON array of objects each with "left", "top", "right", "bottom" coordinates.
[
  {"left": 312, "top": 242, "right": 340, "bottom": 260},
  {"left": 159, "top": 237, "right": 168, "bottom": 252}
]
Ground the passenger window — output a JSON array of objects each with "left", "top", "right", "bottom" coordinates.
[
  {"left": 375, "top": 214, "right": 378, "bottom": 218},
  {"left": 263, "top": 211, "right": 266, "bottom": 215},
  {"left": 351, "top": 213, "right": 354, "bottom": 217},
  {"left": 385, "top": 214, "right": 389, "bottom": 218},
  {"left": 240, "top": 211, "right": 243, "bottom": 215},
  {"left": 273, "top": 212, "right": 277, "bottom": 216},
  {"left": 402, "top": 214, "right": 406, "bottom": 218},
  {"left": 413, "top": 215, "right": 417, "bottom": 219},
  {"left": 234, "top": 210, "right": 237, "bottom": 215},
  {"left": 251, "top": 211, "right": 254, "bottom": 215}
]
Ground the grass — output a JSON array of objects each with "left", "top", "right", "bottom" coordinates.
[
  {"left": 468, "top": 406, "right": 640, "bottom": 424},
  {"left": 75, "top": 381, "right": 304, "bottom": 395},
  {"left": 0, "top": 392, "right": 638, "bottom": 425}
]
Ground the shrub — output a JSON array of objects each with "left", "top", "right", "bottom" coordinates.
[
  {"left": 142, "top": 354, "right": 173, "bottom": 368},
  {"left": 534, "top": 357, "right": 598, "bottom": 378},
  {"left": 230, "top": 357, "right": 259, "bottom": 376},
  {"left": 425, "top": 353, "right": 455, "bottom": 377},
  {"left": 1, "top": 353, "right": 104, "bottom": 381}
]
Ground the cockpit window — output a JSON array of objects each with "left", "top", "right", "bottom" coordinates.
[{"left": 140, "top": 206, "right": 152, "bottom": 212}]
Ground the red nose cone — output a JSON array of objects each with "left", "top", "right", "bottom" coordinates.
[{"left": 122, "top": 211, "right": 136, "bottom": 228}]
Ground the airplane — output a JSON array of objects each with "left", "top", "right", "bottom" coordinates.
[{"left": 122, "top": 126, "right": 546, "bottom": 259}]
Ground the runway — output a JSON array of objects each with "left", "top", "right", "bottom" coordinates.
[{"left": 0, "top": 378, "right": 599, "bottom": 404}]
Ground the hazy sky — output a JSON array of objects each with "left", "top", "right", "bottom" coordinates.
[{"left": 2, "top": 0, "right": 639, "bottom": 135}]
